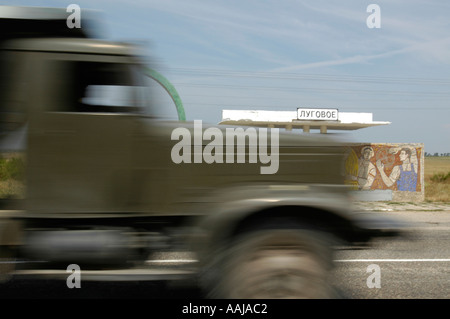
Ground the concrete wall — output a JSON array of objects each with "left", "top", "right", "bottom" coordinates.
[{"left": 344, "top": 143, "right": 424, "bottom": 202}]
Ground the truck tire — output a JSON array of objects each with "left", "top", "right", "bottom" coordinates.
[{"left": 203, "top": 227, "right": 336, "bottom": 299}]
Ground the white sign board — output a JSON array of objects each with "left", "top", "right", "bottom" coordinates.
[{"left": 297, "top": 108, "right": 339, "bottom": 121}]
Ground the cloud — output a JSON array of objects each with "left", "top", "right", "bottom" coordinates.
[{"left": 268, "top": 34, "right": 450, "bottom": 72}]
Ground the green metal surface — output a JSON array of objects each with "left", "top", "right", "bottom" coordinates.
[{"left": 144, "top": 68, "right": 186, "bottom": 121}]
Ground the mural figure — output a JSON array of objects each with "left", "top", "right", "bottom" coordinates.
[
  {"left": 345, "top": 146, "right": 376, "bottom": 190},
  {"left": 376, "top": 147, "right": 418, "bottom": 191},
  {"left": 357, "top": 146, "right": 376, "bottom": 190}
]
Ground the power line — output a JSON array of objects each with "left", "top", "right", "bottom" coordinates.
[
  {"left": 168, "top": 67, "right": 450, "bottom": 86},
  {"left": 181, "top": 102, "right": 449, "bottom": 110},
  {"left": 180, "top": 93, "right": 449, "bottom": 101},
  {"left": 172, "top": 82, "right": 450, "bottom": 96}
]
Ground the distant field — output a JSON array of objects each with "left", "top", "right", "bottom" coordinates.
[
  {"left": 424, "top": 156, "right": 450, "bottom": 202},
  {"left": 425, "top": 156, "right": 450, "bottom": 177}
]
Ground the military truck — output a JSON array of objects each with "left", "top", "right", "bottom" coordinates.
[{"left": 0, "top": 6, "right": 400, "bottom": 298}]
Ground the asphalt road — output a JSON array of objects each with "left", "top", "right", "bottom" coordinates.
[
  {"left": 0, "top": 209, "right": 449, "bottom": 300},
  {"left": 330, "top": 210, "right": 450, "bottom": 299}
]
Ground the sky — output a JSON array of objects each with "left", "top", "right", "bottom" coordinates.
[{"left": 4, "top": 0, "right": 450, "bottom": 153}]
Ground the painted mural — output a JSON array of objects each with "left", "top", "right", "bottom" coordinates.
[{"left": 345, "top": 144, "right": 423, "bottom": 193}]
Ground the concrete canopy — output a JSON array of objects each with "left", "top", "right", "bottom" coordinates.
[{"left": 219, "top": 110, "right": 391, "bottom": 133}]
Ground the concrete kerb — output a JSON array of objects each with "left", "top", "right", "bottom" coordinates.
[{"left": 355, "top": 201, "right": 450, "bottom": 212}]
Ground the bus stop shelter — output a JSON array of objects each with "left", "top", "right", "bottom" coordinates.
[{"left": 219, "top": 109, "right": 390, "bottom": 133}]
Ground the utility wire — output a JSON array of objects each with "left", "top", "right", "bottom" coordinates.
[
  {"left": 172, "top": 82, "right": 450, "bottom": 96},
  {"left": 168, "top": 67, "right": 450, "bottom": 86}
]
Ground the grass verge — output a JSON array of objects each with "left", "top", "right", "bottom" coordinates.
[{"left": 424, "top": 157, "right": 450, "bottom": 202}]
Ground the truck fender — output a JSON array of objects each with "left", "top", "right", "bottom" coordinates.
[{"left": 191, "top": 185, "right": 358, "bottom": 259}]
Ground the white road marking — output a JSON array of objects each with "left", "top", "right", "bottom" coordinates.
[
  {"left": 335, "top": 259, "right": 450, "bottom": 262},
  {"left": 4, "top": 259, "right": 450, "bottom": 264},
  {"left": 146, "top": 259, "right": 197, "bottom": 263},
  {"left": 0, "top": 260, "right": 45, "bottom": 264}
]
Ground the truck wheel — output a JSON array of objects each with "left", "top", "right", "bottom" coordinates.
[{"left": 204, "top": 228, "right": 336, "bottom": 299}]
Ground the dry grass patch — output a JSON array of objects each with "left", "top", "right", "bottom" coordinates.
[
  {"left": 424, "top": 157, "right": 450, "bottom": 202},
  {"left": 0, "top": 180, "right": 25, "bottom": 199}
]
